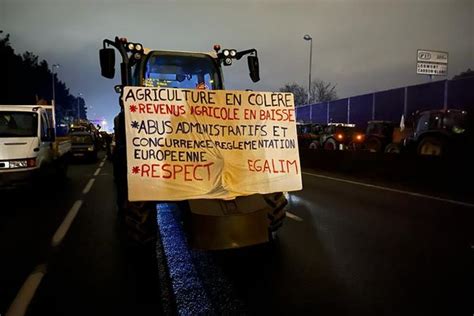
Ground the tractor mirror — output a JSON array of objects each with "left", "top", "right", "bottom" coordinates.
[
  {"left": 248, "top": 55, "right": 260, "bottom": 82},
  {"left": 100, "top": 48, "right": 115, "bottom": 79}
]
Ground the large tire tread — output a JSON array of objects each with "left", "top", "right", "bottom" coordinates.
[{"left": 264, "top": 192, "right": 288, "bottom": 233}]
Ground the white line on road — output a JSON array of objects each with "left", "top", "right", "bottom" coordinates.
[
  {"left": 51, "top": 200, "right": 83, "bottom": 247},
  {"left": 93, "top": 167, "right": 101, "bottom": 176},
  {"left": 99, "top": 161, "right": 105, "bottom": 167},
  {"left": 302, "top": 172, "right": 474, "bottom": 208},
  {"left": 286, "top": 211, "right": 303, "bottom": 222},
  {"left": 82, "top": 178, "right": 95, "bottom": 195},
  {"left": 6, "top": 264, "right": 47, "bottom": 316}
]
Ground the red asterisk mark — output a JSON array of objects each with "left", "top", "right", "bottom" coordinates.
[
  {"left": 132, "top": 166, "right": 140, "bottom": 174},
  {"left": 129, "top": 105, "right": 137, "bottom": 113}
]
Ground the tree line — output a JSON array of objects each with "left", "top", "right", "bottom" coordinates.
[
  {"left": 0, "top": 31, "right": 87, "bottom": 124},
  {"left": 279, "top": 80, "right": 338, "bottom": 106}
]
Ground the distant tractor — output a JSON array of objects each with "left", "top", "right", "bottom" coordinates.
[
  {"left": 385, "top": 109, "right": 469, "bottom": 156},
  {"left": 296, "top": 123, "right": 323, "bottom": 149},
  {"left": 320, "top": 123, "right": 365, "bottom": 151},
  {"left": 364, "top": 121, "right": 396, "bottom": 153}
]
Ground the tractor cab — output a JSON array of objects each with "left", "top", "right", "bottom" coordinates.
[{"left": 133, "top": 51, "right": 224, "bottom": 90}]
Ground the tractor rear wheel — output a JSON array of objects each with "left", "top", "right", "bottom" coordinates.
[
  {"left": 323, "top": 138, "right": 337, "bottom": 150},
  {"left": 417, "top": 137, "right": 444, "bottom": 156},
  {"left": 385, "top": 143, "right": 401, "bottom": 154},
  {"left": 365, "top": 136, "right": 382, "bottom": 152}
]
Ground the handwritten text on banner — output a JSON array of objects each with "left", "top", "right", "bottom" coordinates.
[{"left": 123, "top": 87, "right": 302, "bottom": 201}]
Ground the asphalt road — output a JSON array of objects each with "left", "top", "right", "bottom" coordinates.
[
  {"left": 1, "top": 155, "right": 473, "bottom": 315},
  {"left": 0, "top": 153, "right": 161, "bottom": 316},
  {"left": 208, "top": 170, "right": 474, "bottom": 315}
]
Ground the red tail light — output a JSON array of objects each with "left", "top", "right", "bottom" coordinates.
[{"left": 27, "top": 158, "right": 36, "bottom": 168}]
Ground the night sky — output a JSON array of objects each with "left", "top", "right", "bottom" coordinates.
[{"left": 1, "top": 0, "right": 472, "bottom": 131}]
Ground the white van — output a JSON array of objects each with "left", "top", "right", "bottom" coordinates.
[{"left": 0, "top": 105, "right": 71, "bottom": 188}]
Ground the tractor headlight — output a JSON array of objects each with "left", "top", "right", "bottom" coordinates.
[
  {"left": 88, "top": 146, "right": 95, "bottom": 152},
  {"left": 230, "top": 49, "right": 237, "bottom": 57},
  {"left": 223, "top": 49, "right": 230, "bottom": 57},
  {"left": 224, "top": 57, "right": 233, "bottom": 66},
  {"left": 135, "top": 44, "right": 142, "bottom": 51},
  {"left": 127, "top": 43, "right": 135, "bottom": 51}
]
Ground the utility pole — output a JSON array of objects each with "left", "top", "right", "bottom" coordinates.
[
  {"left": 303, "top": 34, "right": 313, "bottom": 105},
  {"left": 51, "top": 64, "right": 60, "bottom": 106},
  {"left": 77, "top": 93, "right": 83, "bottom": 120}
]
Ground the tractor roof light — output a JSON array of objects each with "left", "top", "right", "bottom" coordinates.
[{"left": 213, "top": 44, "right": 221, "bottom": 53}]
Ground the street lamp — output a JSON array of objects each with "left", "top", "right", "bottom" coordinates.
[
  {"left": 51, "top": 64, "right": 60, "bottom": 106},
  {"left": 77, "top": 92, "right": 83, "bottom": 120},
  {"left": 303, "top": 34, "right": 313, "bottom": 104}
]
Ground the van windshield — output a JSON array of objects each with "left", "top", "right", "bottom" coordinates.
[{"left": 0, "top": 112, "right": 38, "bottom": 137}]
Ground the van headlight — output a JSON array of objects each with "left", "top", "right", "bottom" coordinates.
[{"left": 9, "top": 160, "right": 28, "bottom": 168}]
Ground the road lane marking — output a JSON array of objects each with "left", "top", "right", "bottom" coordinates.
[
  {"left": 286, "top": 211, "right": 303, "bottom": 222},
  {"left": 93, "top": 167, "right": 101, "bottom": 176},
  {"left": 6, "top": 264, "right": 47, "bottom": 316},
  {"left": 82, "top": 178, "right": 95, "bottom": 195},
  {"left": 51, "top": 200, "right": 83, "bottom": 247},
  {"left": 302, "top": 172, "right": 474, "bottom": 208},
  {"left": 99, "top": 161, "right": 105, "bottom": 167}
]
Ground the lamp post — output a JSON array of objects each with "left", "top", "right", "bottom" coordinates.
[
  {"left": 77, "top": 93, "right": 83, "bottom": 120},
  {"left": 303, "top": 34, "right": 313, "bottom": 105},
  {"left": 51, "top": 64, "right": 60, "bottom": 106}
]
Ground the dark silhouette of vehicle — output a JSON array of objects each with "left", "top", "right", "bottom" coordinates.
[
  {"left": 364, "top": 121, "right": 396, "bottom": 152},
  {"left": 69, "top": 131, "right": 98, "bottom": 162},
  {"left": 296, "top": 123, "right": 323, "bottom": 149},
  {"left": 319, "top": 123, "right": 365, "bottom": 151},
  {"left": 385, "top": 109, "right": 470, "bottom": 156}
]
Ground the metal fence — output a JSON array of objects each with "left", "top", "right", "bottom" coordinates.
[{"left": 295, "top": 76, "right": 474, "bottom": 129}]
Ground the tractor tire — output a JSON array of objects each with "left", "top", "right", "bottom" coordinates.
[
  {"left": 417, "top": 136, "right": 444, "bottom": 156},
  {"left": 122, "top": 201, "right": 157, "bottom": 245},
  {"left": 323, "top": 138, "right": 337, "bottom": 150},
  {"left": 385, "top": 143, "right": 401, "bottom": 154},
  {"left": 309, "top": 140, "right": 319, "bottom": 150},
  {"left": 365, "top": 136, "right": 382, "bottom": 152},
  {"left": 263, "top": 192, "right": 288, "bottom": 240}
]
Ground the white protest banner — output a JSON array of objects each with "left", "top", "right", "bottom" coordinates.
[{"left": 123, "top": 87, "right": 302, "bottom": 201}]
